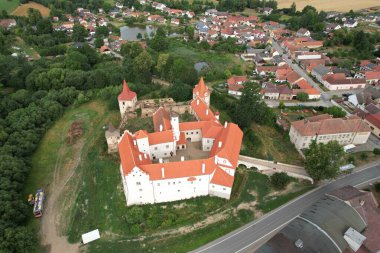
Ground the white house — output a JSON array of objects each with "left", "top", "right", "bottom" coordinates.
[{"left": 289, "top": 114, "right": 371, "bottom": 149}]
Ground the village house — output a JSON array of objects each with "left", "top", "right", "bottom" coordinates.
[
  {"left": 322, "top": 73, "right": 366, "bottom": 91},
  {"left": 289, "top": 114, "right": 371, "bottom": 149},
  {"left": 364, "top": 114, "right": 380, "bottom": 138},
  {"left": 0, "top": 19, "right": 16, "bottom": 30},
  {"left": 296, "top": 28, "right": 311, "bottom": 37},
  {"left": 117, "top": 78, "right": 243, "bottom": 205},
  {"left": 227, "top": 76, "right": 247, "bottom": 96}
]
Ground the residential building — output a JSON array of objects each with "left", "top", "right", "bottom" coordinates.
[
  {"left": 311, "top": 64, "right": 332, "bottom": 83},
  {"left": 343, "top": 19, "right": 358, "bottom": 28},
  {"left": 322, "top": 73, "right": 366, "bottom": 91},
  {"left": 0, "top": 19, "right": 16, "bottom": 30},
  {"left": 289, "top": 114, "right": 371, "bottom": 149},
  {"left": 296, "top": 28, "right": 311, "bottom": 37},
  {"left": 117, "top": 79, "right": 243, "bottom": 205},
  {"left": 227, "top": 76, "right": 247, "bottom": 96},
  {"left": 364, "top": 114, "right": 380, "bottom": 138}
]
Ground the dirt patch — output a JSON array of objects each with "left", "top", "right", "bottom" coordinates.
[
  {"left": 268, "top": 182, "right": 297, "bottom": 197},
  {"left": 277, "top": 0, "right": 379, "bottom": 12},
  {"left": 12, "top": 2, "right": 50, "bottom": 17},
  {"left": 173, "top": 203, "right": 187, "bottom": 209}
]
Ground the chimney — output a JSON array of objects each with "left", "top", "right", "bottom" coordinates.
[
  {"left": 215, "top": 111, "right": 220, "bottom": 120},
  {"left": 159, "top": 158, "right": 163, "bottom": 163},
  {"left": 214, "top": 155, "right": 218, "bottom": 164},
  {"left": 202, "top": 163, "right": 205, "bottom": 174},
  {"left": 206, "top": 109, "right": 209, "bottom": 115},
  {"left": 224, "top": 121, "right": 228, "bottom": 128},
  {"left": 160, "top": 124, "right": 163, "bottom": 132},
  {"left": 133, "top": 140, "right": 137, "bottom": 146},
  {"left": 144, "top": 153, "right": 147, "bottom": 159},
  {"left": 181, "top": 156, "right": 185, "bottom": 161},
  {"left": 139, "top": 154, "right": 142, "bottom": 161},
  {"left": 161, "top": 167, "right": 165, "bottom": 178},
  {"left": 197, "top": 99, "right": 200, "bottom": 106}
]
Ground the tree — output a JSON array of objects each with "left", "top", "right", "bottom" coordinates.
[
  {"left": 323, "top": 106, "right": 346, "bottom": 118},
  {"left": 290, "top": 2, "right": 296, "bottom": 15},
  {"left": 271, "top": 172, "right": 291, "bottom": 190},
  {"left": 373, "top": 148, "right": 380, "bottom": 155},
  {"left": 136, "top": 32, "right": 142, "bottom": 39},
  {"left": 133, "top": 51, "right": 152, "bottom": 84},
  {"left": 278, "top": 101, "right": 285, "bottom": 109},
  {"left": 94, "top": 37, "right": 104, "bottom": 48},
  {"left": 155, "top": 53, "right": 170, "bottom": 76},
  {"left": 234, "top": 82, "right": 275, "bottom": 128},
  {"left": 304, "top": 140, "right": 344, "bottom": 181},
  {"left": 95, "top": 26, "right": 109, "bottom": 38},
  {"left": 296, "top": 92, "right": 309, "bottom": 101},
  {"left": 72, "top": 24, "right": 88, "bottom": 42},
  {"left": 185, "top": 26, "right": 195, "bottom": 40}
]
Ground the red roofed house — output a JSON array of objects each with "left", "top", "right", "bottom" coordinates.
[
  {"left": 364, "top": 114, "right": 380, "bottom": 138},
  {"left": 289, "top": 114, "right": 371, "bottom": 149},
  {"left": 118, "top": 78, "right": 243, "bottom": 205},
  {"left": 118, "top": 80, "right": 137, "bottom": 116},
  {"left": 323, "top": 73, "right": 367, "bottom": 91},
  {"left": 227, "top": 75, "right": 248, "bottom": 96},
  {"left": 365, "top": 71, "right": 380, "bottom": 85}
]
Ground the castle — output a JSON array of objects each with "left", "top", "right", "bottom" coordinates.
[{"left": 116, "top": 78, "right": 243, "bottom": 205}]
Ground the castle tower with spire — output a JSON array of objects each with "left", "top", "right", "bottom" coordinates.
[
  {"left": 192, "top": 77, "right": 210, "bottom": 106},
  {"left": 118, "top": 80, "right": 137, "bottom": 117}
]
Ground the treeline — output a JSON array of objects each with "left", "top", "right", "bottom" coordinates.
[
  {"left": 0, "top": 87, "right": 79, "bottom": 252},
  {"left": 287, "top": 5, "right": 327, "bottom": 33},
  {"left": 325, "top": 29, "right": 380, "bottom": 60},
  {"left": 217, "top": 0, "right": 277, "bottom": 12}
]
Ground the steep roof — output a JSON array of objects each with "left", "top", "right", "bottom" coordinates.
[
  {"left": 365, "top": 114, "right": 380, "bottom": 128},
  {"left": 193, "top": 77, "right": 209, "bottom": 98},
  {"left": 153, "top": 107, "right": 172, "bottom": 132},
  {"left": 227, "top": 76, "right": 247, "bottom": 85},
  {"left": 210, "top": 167, "right": 234, "bottom": 187},
  {"left": 118, "top": 80, "right": 137, "bottom": 101}
]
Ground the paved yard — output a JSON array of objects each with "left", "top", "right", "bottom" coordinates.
[{"left": 155, "top": 141, "right": 210, "bottom": 163}]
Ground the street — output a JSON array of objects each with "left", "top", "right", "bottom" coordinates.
[{"left": 191, "top": 162, "right": 380, "bottom": 253}]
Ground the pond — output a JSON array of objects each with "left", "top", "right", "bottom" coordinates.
[{"left": 120, "top": 25, "right": 157, "bottom": 41}]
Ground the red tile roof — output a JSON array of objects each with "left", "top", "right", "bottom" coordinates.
[
  {"left": 210, "top": 167, "right": 234, "bottom": 187},
  {"left": 291, "top": 115, "right": 371, "bottom": 136},
  {"left": 365, "top": 71, "right": 380, "bottom": 80},
  {"left": 153, "top": 107, "right": 172, "bottom": 132},
  {"left": 193, "top": 77, "right": 209, "bottom": 98},
  {"left": 148, "top": 130, "right": 174, "bottom": 145},
  {"left": 365, "top": 114, "right": 380, "bottom": 128},
  {"left": 118, "top": 80, "right": 137, "bottom": 101},
  {"left": 227, "top": 76, "right": 247, "bottom": 85}
]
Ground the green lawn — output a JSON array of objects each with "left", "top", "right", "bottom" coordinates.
[{"left": 0, "top": 0, "right": 20, "bottom": 13}]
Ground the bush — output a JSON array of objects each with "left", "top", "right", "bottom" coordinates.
[
  {"left": 347, "top": 155, "right": 356, "bottom": 165},
  {"left": 373, "top": 148, "right": 380, "bottom": 155},
  {"left": 375, "top": 182, "right": 380, "bottom": 192},
  {"left": 360, "top": 153, "right": 368, "bottom": 160},
  {"left": 270, "top": 172, "right": 291, "bottom": 190}
]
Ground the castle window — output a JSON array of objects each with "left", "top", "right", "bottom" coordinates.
[
  {"left": 155, "top": 147, "right": 158, "bottom": 150},
  {"left": 123, "top": 102, "right": 125, "bottom": 105},
  {"left": 136, "top": 182, "right": 141, "bottom": 185},
  {"left": 157, "top": 183, "right": 160, "bottom": 186},
  {"left": 166, "top": 145, "right": 169, "bottom": 148},
  {"left": 168, "top": 182, "right": 171, "bottom": 185},
  {"left": 223, "top": 188, "right": 226, "bottom": 191},
  {"left": 139, "top": 189, "right": 142, "bottom": 192}
]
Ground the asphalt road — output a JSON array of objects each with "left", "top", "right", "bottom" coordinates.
[{"left": 191, "top": 162, "right": 380, "bottom": 253}]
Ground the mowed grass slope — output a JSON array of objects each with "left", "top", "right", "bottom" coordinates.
[
  {"left": 277, "top": 0, "right": 380, "bottom": 12},
  {"left": 0, "top": 0, "right": 20, "bottom": 13},
  {"left": 12, "top": 1, "right": 50, "bottom": 17}
]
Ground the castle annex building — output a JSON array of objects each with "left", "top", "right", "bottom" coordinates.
[{"left": 117, "top": 78, "right": 243, "bottom": 205}]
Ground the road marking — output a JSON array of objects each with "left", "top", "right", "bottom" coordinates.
[
  {"left": 191, "top": 185, "right": 323, "bottom": 253},
  {"left": 234, "top": 217, "right": 298, "bottom": 253},
  {"left": 354, "top": 175, "right": 380, "bottom": 187},
  {"left": 192, "top": 165, "right": 380, "bottom": 253}
]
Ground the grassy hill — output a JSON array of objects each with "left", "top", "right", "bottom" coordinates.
[{"left": 0, "top": 0, "right": 20, "bottom": 13}]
